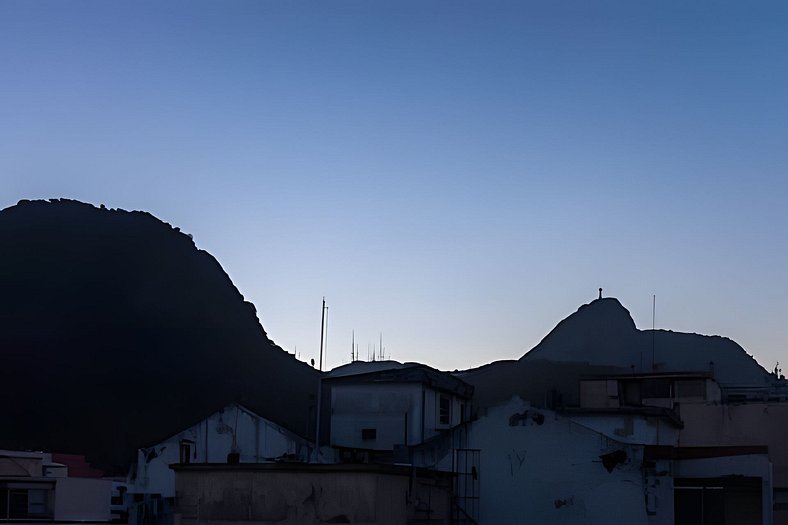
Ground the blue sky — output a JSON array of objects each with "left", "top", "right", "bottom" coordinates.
[{"left": 2, "top": 1, "right": 787, "bottom": 371}]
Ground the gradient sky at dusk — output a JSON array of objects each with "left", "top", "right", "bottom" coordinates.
[{"left": 2, "top": 1, "right": 787, "bottom": 371}]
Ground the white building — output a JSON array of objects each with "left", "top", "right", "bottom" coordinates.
[
  {"left": 325, "top": 361, "right": 473, "bottom": 467},
  {"left": 126, "top": 402, "right": 311, "bottom": 525},
  {"left": 467, "top": 394, "right": 773, "bottom": 525}
]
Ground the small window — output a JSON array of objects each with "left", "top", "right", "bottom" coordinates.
[
  {"left": 642, "top": 378, "right": 671, "bottom": 398},
  {"left": 621, "top": 381, "right": 642, "bottom": 406},
  {"left": 439, "top": 394, "right": 451, "bottom": 426},
  {"left": 675, "top": 380, "right": 706, "bottom": 399},
  {"left": 27, "top": 490, "right": 49, "bottom": 518},
  {"left": 361, "top": 428, "right": 376, "bottom": 440},
  {"left": 9, "top": 489, "right": 29, "bottom": 519},
  {"left": 606, "top": 380, "right": 619, "bottom": 398},
  {"left": 179, "top": 440, "right": 193, "bottom": 464}
]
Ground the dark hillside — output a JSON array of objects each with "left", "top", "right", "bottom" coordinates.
[
  {"left": 0, "top": 199, "right": 318, "bottom": 474},
  {"left": 522, "top": 297, "right": 770, "bottom": 386},
  {"left": 461, "top": 297, "right": 772, "bottom": 410}
]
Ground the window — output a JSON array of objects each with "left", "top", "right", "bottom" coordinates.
[
  {"left": 606, "top": 380, "right": 619, "bottom": 398},
  {"left": 0, "top": 488, "right": 52, "bottom": 520},
  {"left": 439, "top": 394, "right": 451, "bottom": 426},
  {"left": 675, "top": 379, "right": 706, "bottom": 399},
  {"left": 179, "top": 440, "right": 194, "bottom": 464},
  {"left": 620, "top": 381, "right": 642, "bottom": 406},
  {"left": 361, "top": 428, "right": 376, "bottom": 441},
  {"left": 642, "top": 378, "right": 672, "bottom": 398},
  {"left": 9, "top": 489, "right": 29, "bottom": 519},
  {"left": 27, "top": 490, "right": 49, "bottom": 517}
]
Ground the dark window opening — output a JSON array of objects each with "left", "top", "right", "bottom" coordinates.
[
  {"left": 674, "top": 477, "right": 762, "bottom": 525},
  {"left": 439, "top": 394, "right": 451, "bottom": 426},
  {"left": 10, "top": 490, "right": 29, "bottom": 519},
  {"left": 0, "top": 488, "right": 52, "bottom": 520},
  {"left": 621, "top": 381, "right": 642, "bottom": 406},
  {"left": 642, "top": 378, "right": 672, "bottom": 398},
  {"left": 179, "top": 441, "right": 193, "bottom": 464},
  {"left": 675, "top": 380, "right": 706, "bottom": 399},
  {"left": 361, "top": 428, "right": 376, "bottom": 440}
]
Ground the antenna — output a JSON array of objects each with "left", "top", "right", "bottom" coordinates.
[
  {"left": 351, "top": 330, "right": 355, "bottom": 362},
  {"left": 324, "top": 306, "right": 329, "bottom": 370},
  {"left": 379, "top": 332, "right": 383, "bottom": 361},
  {"left": 313, "top": 297, "right": 327, "bottom": 462},
  {"left": 651, "top": 294, "right": 656, "bottom": 371},
  {"left": 318, "top": 297, "right": 326, "bottom": 372}
]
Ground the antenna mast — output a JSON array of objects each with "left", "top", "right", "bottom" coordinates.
[
  {"left": 324, "top": 305, "right": 329, "bottom": 370},
  {"left": 651, "top": 295, "right": 656, "bottom": 371},
  {"left": 313, "top": 297, "right": 327, "bottom": 462}
]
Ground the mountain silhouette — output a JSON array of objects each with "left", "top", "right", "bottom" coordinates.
[
  {"left": 0, "top": 199, "right": 318, "bottom": 474},
  {"left": 461, "top": 297, "right": 772, "bottom": 409},
  {"left": 523, "top": 297, "right": 770, "bottom": 385}
]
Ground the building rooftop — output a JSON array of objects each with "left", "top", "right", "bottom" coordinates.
[{"left": 325, "top": 361, "right": 473, "bottom": 398}]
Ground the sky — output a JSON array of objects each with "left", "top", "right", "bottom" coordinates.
[{"left": 2, "top": 1, "right": 787, "bottom": 372}]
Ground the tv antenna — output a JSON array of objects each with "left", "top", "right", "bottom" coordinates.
[{"left": 651, "top": 294, "right": 656, "bottom": 371}]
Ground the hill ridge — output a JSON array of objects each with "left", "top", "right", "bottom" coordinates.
[{"left": 0, "top": 198, "right": 318, "bottom": 474}]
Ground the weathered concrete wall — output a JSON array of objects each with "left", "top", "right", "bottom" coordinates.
[
  {"left": 468, "top": 397, "right": 658, "bottom": 524},
  {"left": 679, "top": 403, "right": 788, "bottom": 482},
  {"left": 174, "top": 466, "right": 442, "bottom": 525},
  {"left": 679, "top": 402, "right": 788, "bottom": 524}
]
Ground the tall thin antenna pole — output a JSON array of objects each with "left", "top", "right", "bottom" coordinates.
[
  {"left": 314, "top": 297, "right": 326, "bottom": 462},
  {"left": 324, "top": 306, "right": 329, "bottom": 370},
  {"left": 651, "top": 294, "right": 656, "bottom": 371},
  {"left": 380, "top": 332, "right": 383, "bottom": 360},
  {"left": 318, "top": 298, "right": 326, "bottom": 372},
  {"left": 351, "top": 330, "right": 355, "bottom": 362}
]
